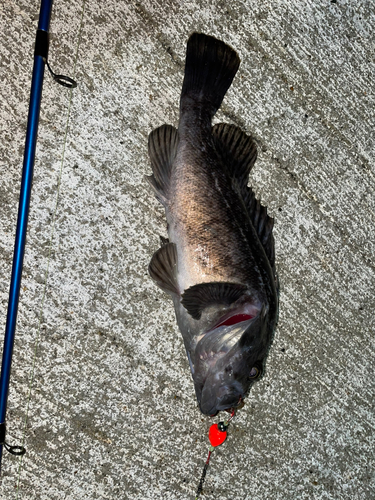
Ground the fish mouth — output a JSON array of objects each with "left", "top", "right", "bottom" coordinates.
[{"left": 200, "top": 383, "right": 243, "bottom": 416}]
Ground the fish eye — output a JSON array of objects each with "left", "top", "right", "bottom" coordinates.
[{"left": 248, "top": 365, "right": 261, "bottom": 380}]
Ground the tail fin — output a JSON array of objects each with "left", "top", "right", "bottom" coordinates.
[{"left": 180, "top": 33, "right": 240, "bottom": 117}]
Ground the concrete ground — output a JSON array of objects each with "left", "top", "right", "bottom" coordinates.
[{"left": 0, "top": 0, "right": 374, "bottom": 498}]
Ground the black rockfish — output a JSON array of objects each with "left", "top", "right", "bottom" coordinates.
[{"left": 147, "top": 33, "right": 278, "bottom": 416}]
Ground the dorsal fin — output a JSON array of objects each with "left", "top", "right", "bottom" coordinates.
[
  {"left": 213, "top": 123, "right": 275, "bottom": 271},
  {"left": 242, "top": 187, "right": 275, "bottom": 269},
  {"left": 181, "top": 282, "right": 247, "bottom": 320},
  {"left": 212, "top": 123, "right": 257, "bottom": 189},
  {"left": 146, "top": 124, "right": 179, "bottom": 205},
  {"left": 148, "top": 242, "right": 179, "bottom": 295}
]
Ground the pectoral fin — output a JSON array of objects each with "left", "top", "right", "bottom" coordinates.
[{"left": 181, "top": 282, "right": 247, "bottom": 320}]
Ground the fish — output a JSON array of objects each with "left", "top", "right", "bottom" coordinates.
[{"left": 147, "top": 33, "right": 279, "bottom": 416}]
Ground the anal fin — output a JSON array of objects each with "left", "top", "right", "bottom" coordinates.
[{"left": 146, "top": 124, "right": 178, "bottom": 205}]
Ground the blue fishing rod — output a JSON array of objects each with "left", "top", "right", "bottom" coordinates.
[{"left": 0, "top": 0, "right": 76, "bottom": 470}]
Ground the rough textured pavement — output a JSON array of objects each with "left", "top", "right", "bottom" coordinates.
[{"left": 0, "top": 0, "right": 374, "bottom": 499}]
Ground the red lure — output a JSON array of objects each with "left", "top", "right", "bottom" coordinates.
[{"left": 195, "top": 410, "right": 235, "bottom": 498}]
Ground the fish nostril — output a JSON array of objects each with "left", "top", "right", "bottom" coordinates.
[{"left": 225, "top": 365, "right": 233, "bottom": 376}]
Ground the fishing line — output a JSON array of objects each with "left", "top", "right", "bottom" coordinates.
[{"left": 13, "top": 2, "right": 86, "bottom": 493}]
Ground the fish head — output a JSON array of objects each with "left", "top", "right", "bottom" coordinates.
[{"left": 193, "top": 306, "right": 269, "bottom": 415}]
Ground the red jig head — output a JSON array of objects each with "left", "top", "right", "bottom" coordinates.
[{"left": 208, "top": 422, "right": 228, "bottom": 447}]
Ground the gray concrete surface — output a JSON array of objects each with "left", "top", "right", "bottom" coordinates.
[{"left": 0, "top": 0, "right": 374, "bottom": 498}]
